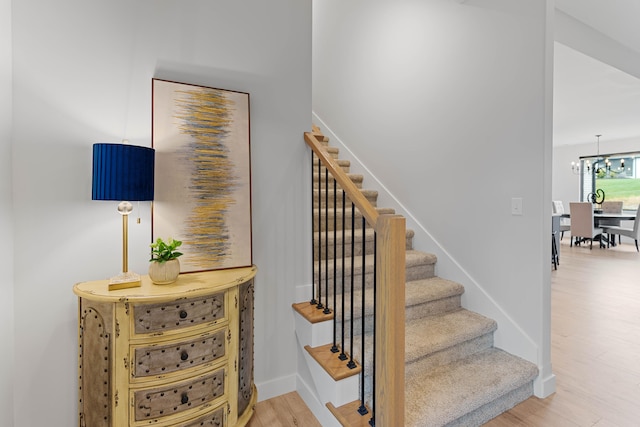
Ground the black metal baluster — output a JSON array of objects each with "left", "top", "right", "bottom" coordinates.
[
  {"left": 339, "top": 191, "right": 347, "bottom": 361},
  {"left": 369, "top": 234, "right": 377, "bottom": 427},
  {"left": 359, "top": 215, "right": 368, "bottom": 416},
  {"left": 348, "top": 202, "right": 357, "bottom": 370},
  {"left": 331, "top": 179, "right": 339, "bottom": 353},
  {"left": 316, "top": 157, "right": 323, "bottom": 310},
  {"left": 324, "top": 168, "right": 330, "bottom": 315},
  {"left": 310, "top": 152, "right": 317, "bottom": 306}
]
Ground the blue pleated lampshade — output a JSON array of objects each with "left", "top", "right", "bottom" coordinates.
[{"left": 92, "top": 143, "right": 155, "bottom": 201}]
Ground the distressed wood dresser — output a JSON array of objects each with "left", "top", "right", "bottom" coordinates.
[{"left": 73, "top": 266, "right": 257, "bottom": 427}]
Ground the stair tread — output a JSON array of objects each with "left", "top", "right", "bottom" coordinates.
[
  {"left": 313, "top": 206, "right": 395, "bottom": 215},
  {"left": 313, "top": 158, "right": 350, "bottom": 167},
  {"left": 314, "top": 187, "right": 376, "bottom": 195},
  {"left": 351, "top": 308, "right": 496, "bottom": 372},
  {"left": 405, "top": 309, "right": 496, "bottom": 363},
  {"left": 405, "top": 348, "right": 538, "bottom": 427},
  {"left": 314, "top": 274, "right": 458, "bottom": 325},
  {"left": 314, "top": 229, "right": 414, "bottom": 257},
  {"left": 313, "top": 173, "right": 363, "bottom": 181},
  {"left": 317, "top": 227, "right": 415, "bottom": 242},
  {"left": 313, "top": 249, "right": 436, "bottom": 270}
]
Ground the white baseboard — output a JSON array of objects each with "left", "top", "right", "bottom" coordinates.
[
  {"left": 296, "top": 374, "right": 343, "bottom": 427},
  {"left": 255, "top": 373, "right": 297, "bottom": 402},
  {"left": 534, "top": 371, "right": 556, "bottom": 398}
]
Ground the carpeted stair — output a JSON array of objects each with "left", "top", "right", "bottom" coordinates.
[{"left": 301, "top": 132, "right": 538, "bottom": 426}]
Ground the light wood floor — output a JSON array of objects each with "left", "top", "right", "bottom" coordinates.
[
  {"left": 486, "top": 237, "right": 640, "bottom": 426},
  {"left": 248, "top": 237, "right": 640, "bottom": 426},
  {"left": 246, "top": 391, "right": 322, "bottom": 427}
]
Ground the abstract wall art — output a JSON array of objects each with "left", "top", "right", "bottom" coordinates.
[{"left": 152, "top": 78, "right": 252, "bottom": 272}]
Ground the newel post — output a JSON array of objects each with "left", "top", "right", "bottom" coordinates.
[{"left": 375, "top": 214, "right": 406, "bottom": 427}]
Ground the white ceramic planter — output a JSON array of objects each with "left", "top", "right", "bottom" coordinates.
[{"left": 148, "top": 259, "right": 181, "bottom": 285}]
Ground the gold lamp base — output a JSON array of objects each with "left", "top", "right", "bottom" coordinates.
[
  {"left": 109, "top": 271, "right": 142, "bottom": 291},
  {"left": 107, "top": 201, "right": 141, "bottom": 291}
]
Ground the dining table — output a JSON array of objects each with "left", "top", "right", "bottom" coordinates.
[
  {"left": 560, "top": 211, "right": 637, "bottom": 247},
  {"left": 560, "top": 211, "right": 636, "bottom": 222},
  {"left": 593, "top": 212, "right": 637, "bottom": 222}
]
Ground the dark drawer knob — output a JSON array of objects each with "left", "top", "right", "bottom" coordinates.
[
  {"left": 180, "top": 351, "right": 189, "bottom": 361},
  {"left": 181, "top": 393, "right": 189, "bottom": 404},
  {"left": 179, "top": 310, "right": 188, "bottom": 319}
]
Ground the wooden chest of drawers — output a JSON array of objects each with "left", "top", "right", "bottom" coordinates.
[{"left": 73, "top": 266, "right": 257, "bottom": 427}]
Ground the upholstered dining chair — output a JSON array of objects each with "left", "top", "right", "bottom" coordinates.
[
  {"left": 552, "top": 201, "right": 571, "bottom": 240},
  {"left": 552, "top": 200, "right": 571, "bottom": 240},
  {"left": 599, "top": 201, "right": 623, "bottom": 244},
  {"left": 600, "top": 204, "right": 640, "bottom": 252},
  {"left": 569, "top": 202, "right": 604, "bottom": 249}
]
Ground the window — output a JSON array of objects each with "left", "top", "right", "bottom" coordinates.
[{"left": 578, "top": 152, "right": 640, "bottom": 210}]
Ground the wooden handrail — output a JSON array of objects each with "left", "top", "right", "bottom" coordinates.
[
  {"left": 305, "top": 129, "right": 405, "bottom": 427},
  {"left": 305, "top": 132, "right": 379, "bottom": 227}
]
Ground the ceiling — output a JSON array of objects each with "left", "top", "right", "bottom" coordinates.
[{"left": 553, "top": 0, "right": 640, "bottom": 147}]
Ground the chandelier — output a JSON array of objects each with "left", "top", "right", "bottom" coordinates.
[{"left": 571, "top": 134, "right": 608, "bottom": 175}]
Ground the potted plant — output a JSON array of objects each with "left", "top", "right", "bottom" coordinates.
[{"left": 148, "top": 237, "right": 183, "bottom": 284}]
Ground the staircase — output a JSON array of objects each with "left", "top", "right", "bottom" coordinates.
[{"left": 294, "top": 128, "right": 538, "bottom": 426}]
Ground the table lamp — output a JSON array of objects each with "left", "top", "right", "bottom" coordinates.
[{"left": 92, "top": 143, "right": 155, "bottom": 290}]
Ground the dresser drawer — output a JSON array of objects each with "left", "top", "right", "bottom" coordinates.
[
  {"left": 134, "top": 368, "right": 225, "bottom": 422},
  {"left": 134, "top": 293, "right": 225, "bottom": 334},
  {"left": 133, "top": 329, "right": 226, "bottom": 378},
  {"left": 177, "top": 405, "right": 225, "bottom": 427}
]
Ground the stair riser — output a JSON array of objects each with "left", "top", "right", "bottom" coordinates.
[
  {"left": 313, "top": 190, "right": 377, "bottom": 208},
  {"left": 405, "top": 333, "right": 494, "bottom": 374},
  {"left": 406, "top": 295, "right": 461, "bottom": 321},
  {"left": 445, "top": 382, "right": 534, "bottom": 427}
]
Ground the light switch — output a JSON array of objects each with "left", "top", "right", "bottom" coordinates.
[{"left": 511, "top": 197, "right": 523, "bottom": 215}]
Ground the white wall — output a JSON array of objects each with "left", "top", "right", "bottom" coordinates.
[
  {"left": 11, "top": 1, "right": 311, "bottom": 425},
  {"left": 1, "top": 0, "right": 15, "bottom": 425},
  {"left": 313, "top": 0, "right": 555, "bottom": 397}
]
